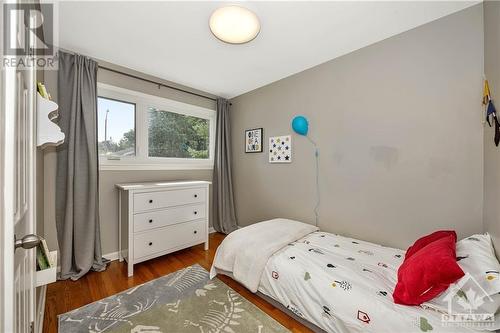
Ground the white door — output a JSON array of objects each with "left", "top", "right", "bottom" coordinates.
[{"left": 1, "top": 2, "right": 39, "bottom": 332}]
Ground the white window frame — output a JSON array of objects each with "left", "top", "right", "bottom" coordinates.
[{"left": 97, "top": 83, "right": 216, "bottom": 171}]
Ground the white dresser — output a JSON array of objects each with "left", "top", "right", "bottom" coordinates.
[{"left": 116, "top": 181, "right": 210, "bottom": 276}]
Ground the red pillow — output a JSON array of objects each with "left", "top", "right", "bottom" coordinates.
[
  {"left": 405, "top": 230, "right": 457, "bottom": 259},
  {"left": 393, "top": 232, "right": 464, "bottom": 305}
]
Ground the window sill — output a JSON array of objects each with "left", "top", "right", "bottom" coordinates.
[{"left": 99, "top": 163, "right": 214, "bottom": 171}]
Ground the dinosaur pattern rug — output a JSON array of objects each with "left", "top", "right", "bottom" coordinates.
[{"left": 59, "top": 264, "right": 289, "bottom": 333}]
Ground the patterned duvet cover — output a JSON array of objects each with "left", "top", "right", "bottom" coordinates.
[{"left": 259, "top": 232, "right": 479, "bottom": 333}]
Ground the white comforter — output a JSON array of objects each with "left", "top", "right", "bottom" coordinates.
[{"left": 210, "top": 218, "right": 318, "bottom": 292}]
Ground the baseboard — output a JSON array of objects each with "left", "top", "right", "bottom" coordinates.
[
  {"left": 101, "top": 227, "right": 217, "bottom": 262},
  {"left": 103, "top": 251, "right": 120, "bottom": 262},
  {"left": 36, "top": 285, "right": 47, "bottom": 333}
]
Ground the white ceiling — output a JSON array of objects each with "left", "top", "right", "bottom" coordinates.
[{"left": 57, "top": 1, "right": 478, "bottom": 98}]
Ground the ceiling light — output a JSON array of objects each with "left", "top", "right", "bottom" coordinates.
[{"left": 209, "top": 6, "right": 260, "bottom": 44}]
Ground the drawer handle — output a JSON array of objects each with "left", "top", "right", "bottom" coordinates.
[
  {"left": 149, "top": 242, "right": 153, "bottom": 246},
  {"left": 193, "top": 230, "right": 197, "bottom": 234},
  {"left": 149, "top": 219, "right": 153, "bottom": 223},
  {"left": 194, "top": 211, "right": 198, "bottom": 215},
  {"left": 149, "top": 199, "right": 153, "bottom": 203},
  {"left": 194, "top": 194, "right": 198, "bottom": 198}
]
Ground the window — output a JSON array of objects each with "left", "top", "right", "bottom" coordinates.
[
  {"left": 148, "top": 108, "right": 209, "bottom": 159},
  {"left": 97, "top": 83, "right": 215, "bottom": 170},
  {"left": 97, "top": 97, "right": 135, "bottom": 158}
]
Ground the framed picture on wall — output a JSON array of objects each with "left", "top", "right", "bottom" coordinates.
[
  {"left": 269, "top": 135, "right": 292, "bottom": 163},
  {"left": 245, "top": 128, "right": 263, "bottom": 153}
]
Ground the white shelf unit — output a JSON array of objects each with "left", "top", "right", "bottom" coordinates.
[
  {"left": 37, "top": 92, "right": 64, "bottom": 148},
  {"left": 35, "top": 251, "right": 57, "bottom": 287}
]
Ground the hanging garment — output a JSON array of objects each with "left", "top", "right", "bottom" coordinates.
[
  {"left": 487, "top": 100, "right": 497, "bottom": 127},
  {"left": 483, "top": 79, "right": 491, "bottom": 106},
  {"left": 495, "top": 115, "right": 500, "bottom": 147}
]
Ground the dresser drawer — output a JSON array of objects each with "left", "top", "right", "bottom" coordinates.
[
  {"left": 133, "top": 220, "right": 206, "bottom": 259},
  {"left": 133, "top": 188, "right": 206, "bottom": 212},
  {"left": 133, "top": 204, "right": 206, "bottom": 232}
]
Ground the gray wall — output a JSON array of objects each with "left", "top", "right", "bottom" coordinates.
[
  {"left": 230, "top": 5, "right": 485, "bottom": 249},
  {"left": 43, "top": 59, "right": 216, "bottom": 255},
  {"left": 483, "top": 0, "right": 500, "bottom": 257}
]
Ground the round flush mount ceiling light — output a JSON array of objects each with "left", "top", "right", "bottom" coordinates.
[{"left": 209, "top": 6, "right": 260, "bottom": 44}]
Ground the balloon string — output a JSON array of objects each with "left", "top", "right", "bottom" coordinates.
[{"left": 306, "top": 136, "right": 320, "bottom": 227}]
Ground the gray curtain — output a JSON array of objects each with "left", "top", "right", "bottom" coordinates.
[
  {"left": 212, "top": 98, "right": 238, "bottom": 234},
  {"left": 55, "top": 51, "right": 106, "bottom": 280}
]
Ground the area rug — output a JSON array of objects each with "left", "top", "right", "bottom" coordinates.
[{"left": 59, "top": 264, "right": 289, "bottom": 333}]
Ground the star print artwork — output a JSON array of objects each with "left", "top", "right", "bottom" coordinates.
[{"left": 269, "top": 135, "right": 292, "bottom": 163}]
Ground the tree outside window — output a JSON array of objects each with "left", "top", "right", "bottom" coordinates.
[{"left": 148, "top": 107, "right": 209, "bottom": 159}]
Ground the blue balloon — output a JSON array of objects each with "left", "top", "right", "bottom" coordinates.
[{"left": 291, "top": 116, "right": 309, "bottom": 136}]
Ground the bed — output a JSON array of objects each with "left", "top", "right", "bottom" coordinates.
[{"left": 210, "top": 219, "right": 499, "bottom": 333}]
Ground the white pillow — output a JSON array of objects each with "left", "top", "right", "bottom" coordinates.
[
  {"left": 456, "top": 234, "right": 500, "bottom": 298},
  {"left": 424, "top": 233, "right": 500, "bottom": 331}
]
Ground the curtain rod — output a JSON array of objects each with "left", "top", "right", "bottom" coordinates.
[{"left": 98, "top": 65, "right": 217, "bottom": 102}]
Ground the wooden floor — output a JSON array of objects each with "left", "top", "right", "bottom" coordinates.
[{"left": 43, "top": 232, "right": 314, "bottom": 333}]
